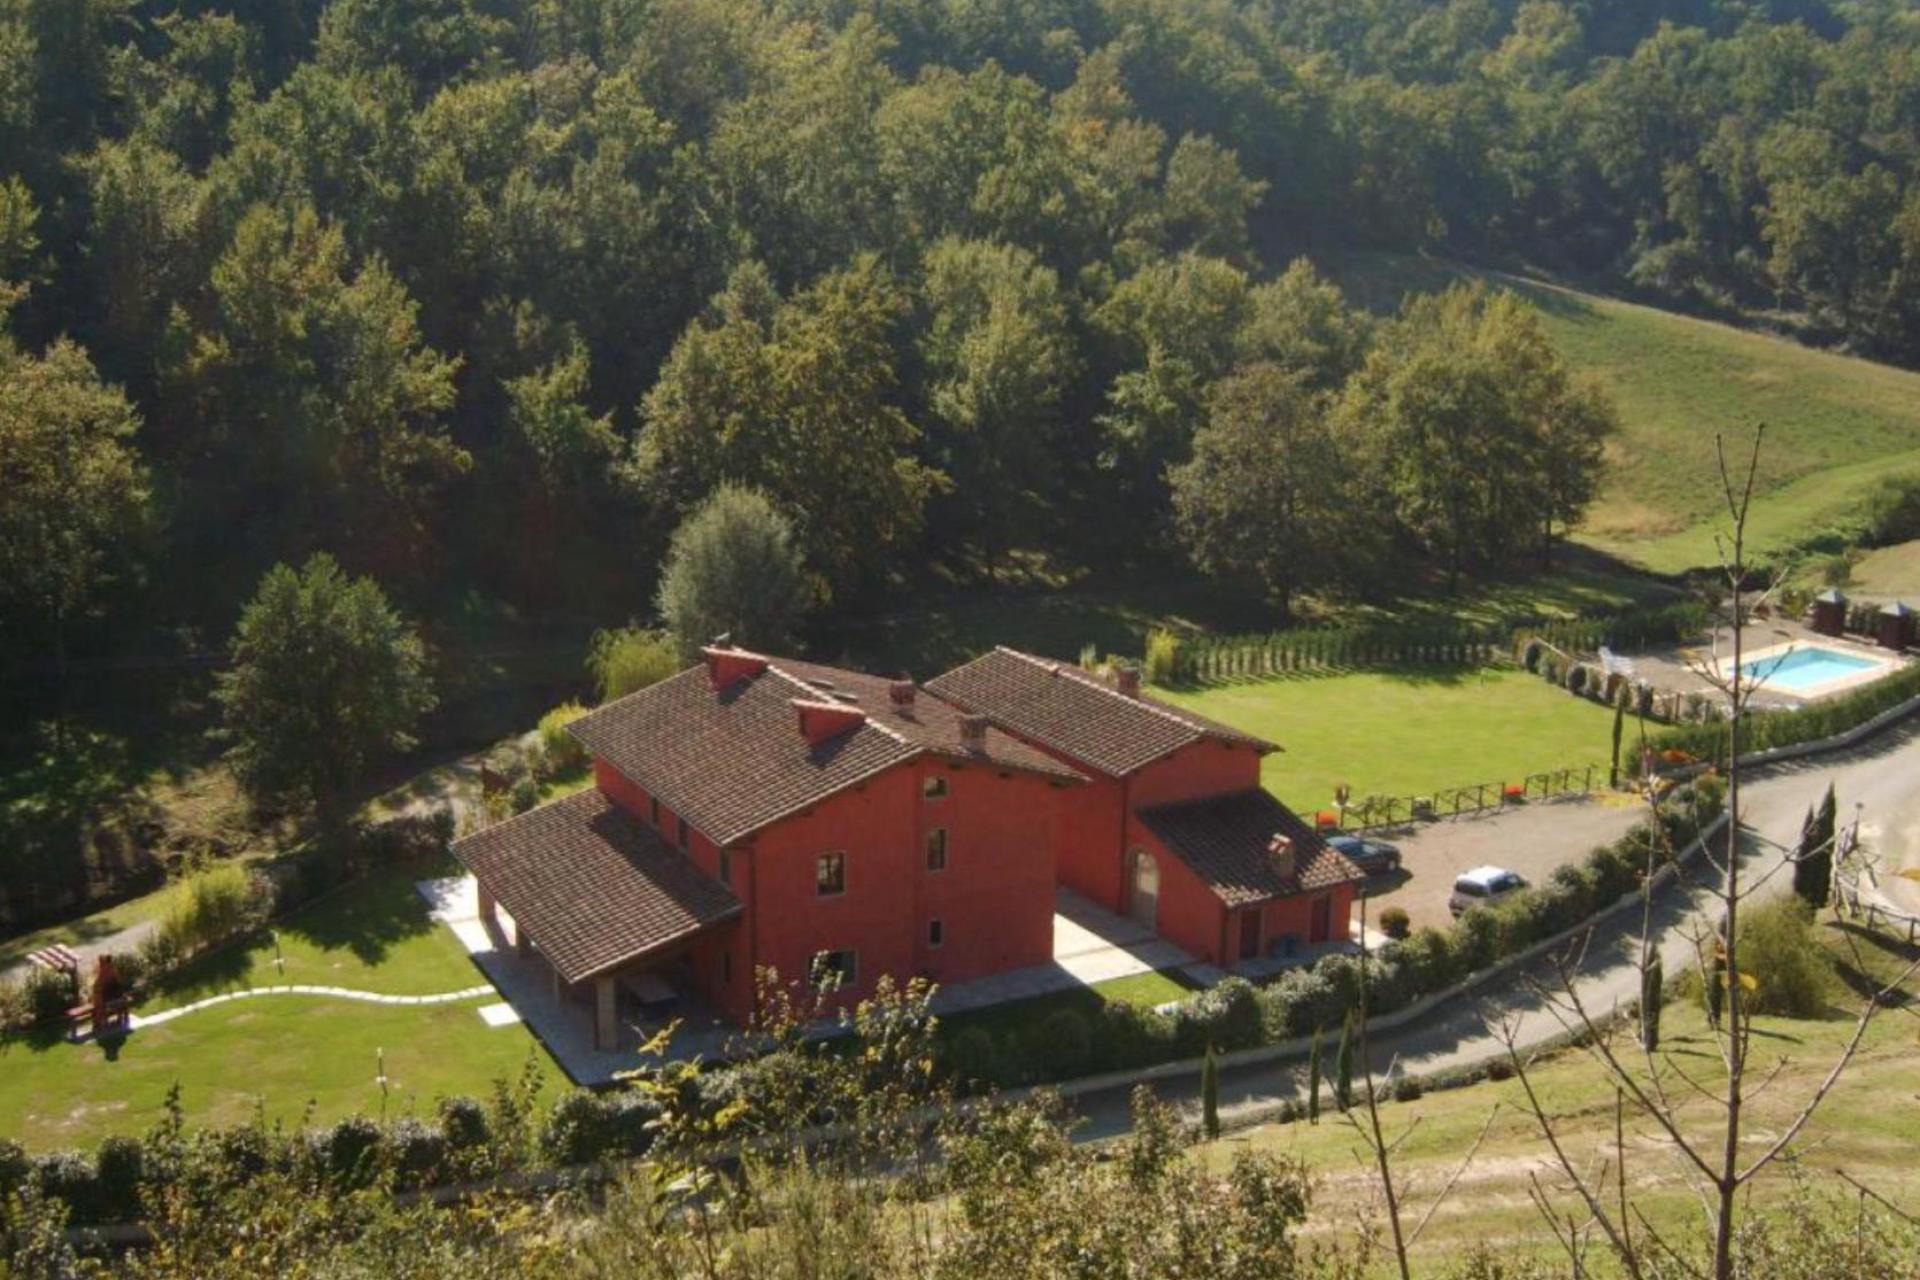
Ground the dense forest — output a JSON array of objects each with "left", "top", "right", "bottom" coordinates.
[{"left": 6, "top": 0, "right": 1920, "bottom": 673}]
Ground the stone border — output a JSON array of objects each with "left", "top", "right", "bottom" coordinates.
[{"left": 128, "top": 983, "right": 495, "bottom": 1031}]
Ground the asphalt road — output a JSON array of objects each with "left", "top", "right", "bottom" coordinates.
[{"left": 1069, "top": 716, "right": 1920, "bottom": 1140}]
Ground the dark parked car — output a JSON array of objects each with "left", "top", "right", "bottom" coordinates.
[{"left": 1327, "top": 834, "right": 1402, "bottom": 877}]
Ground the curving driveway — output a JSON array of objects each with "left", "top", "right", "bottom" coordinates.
[{"left": 1070, "top": 716, "right": 1920, "bottom": 1140}]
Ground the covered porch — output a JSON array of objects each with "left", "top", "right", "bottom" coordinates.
[{"left": 447, "top": 789, "right": 744, "bottom": 1082}]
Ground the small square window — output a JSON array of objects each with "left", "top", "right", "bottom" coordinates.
[
  {"left": 718, "top": 848, "right": 732, "bottom": 885},
  {"left": 928, "top": 918, "right": 944, "bottom": 948},
  {"left": 816, "top": 851, "right": 846, "bottom": 896},
  {"left": 810, "top": 948, "right": 857, "bottom": 990},
  {"left": 677, "top": 818, "right": 689, "bottom": 851},
  {"left": 922, "top": 775, "right": 949, "bottom": 800},
  {"left": 925, "top": 827, "right": 948, "bottom": 872}
]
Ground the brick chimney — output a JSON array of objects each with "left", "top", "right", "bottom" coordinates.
[
  {"left": 889, "top": 679, "right": 917, "bottom": 708},
  {"left": 1268, "top": 834, "right": 1297, "bottom": 885},
  {"left": 1114, "top": 665, "right": 1142, "bottom": 698},
  {"left": 958, "top": 713, "right": 989, "bottom": 747},
  {"left": 793, "top": 699, "right": 866, "bottom": 744},
  {"left": 703, "top": 646, "right": 768, "bottom": 690}
]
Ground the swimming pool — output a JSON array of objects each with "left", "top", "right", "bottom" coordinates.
[{"left": 1737, "top": 645, "right": 1880, "bottom": 694}]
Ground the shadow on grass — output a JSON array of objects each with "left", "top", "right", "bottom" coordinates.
[{"left": 277, "top": 865, "right": 439, "bottom": 967}]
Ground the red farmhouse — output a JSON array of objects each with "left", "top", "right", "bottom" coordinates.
[
  {"left": 928, "top": 648, "right": 1363, "bottom": 969},
  {"left": 453, "top": 644, "right": 1359, "bottom": 1049}
]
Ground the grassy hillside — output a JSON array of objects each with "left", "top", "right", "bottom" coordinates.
[
  {"left": 1331, "top": 254, "right": 1920, "bottom": 575},
  {"left": 1200, "top": 916, "right": 1920, "bottom": 1270}
]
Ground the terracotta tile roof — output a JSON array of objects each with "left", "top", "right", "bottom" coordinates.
[
  {"left": 924, "top": 647, "right": 1276, "bottom": 776},
  {"left": 451, "top": 789, "right": 742, "bottom": 983},
  {"left": 567, "top": 652, "right": 1083, "bottom": 846},
  {"left": 1137, "top": 789, "right": 1363, "bottom": 907}
]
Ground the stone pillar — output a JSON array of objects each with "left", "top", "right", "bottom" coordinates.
[{"left": 594, "top": 974, "right": 619, "bottom": 1052}]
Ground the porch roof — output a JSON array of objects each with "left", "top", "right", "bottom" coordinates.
[
  {"left": 1137, "top": 789, "right": 1364, "bottom": 908},
  {"left": 451, "top": 789, "right": 742, "bottom": 984}
]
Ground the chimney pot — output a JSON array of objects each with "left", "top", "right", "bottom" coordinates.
[
  {"left": 1268, "top": 834, "right": 1297, "bottom": 883},
  {"left": 889, "top": 679, "right": 917, "bottom": 707},
  {"left": 958, "top": 713, "right": 989, "bottom": 746},
  {"left": 1114, "top": 665, "right": 1142, "bottom": 698}
]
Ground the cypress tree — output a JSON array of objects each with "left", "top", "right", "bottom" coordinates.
[
  {"left": 1792, "top": 786, "right": 1839, "bottom": 909},
  {"left": 1307, "top": 1027, "right": 1322, "bottom": 1124},
  {"left": 1641, "top": 952, "right": 1664, "bottom": 1052},
  {"left": 1333, "top": 1012, "right": 1355, "bottom": 1112},
  {"left": 1201, "top": 1046, "right": 1220, "bottom": 1139},
  {"left": 1610, "top": 692, "right": 1626, "bottom": 788}
]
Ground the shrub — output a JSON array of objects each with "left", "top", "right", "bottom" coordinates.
[
  {"left": 509, "top": 774, "right": 539, "bottom": 813},
  {"left": 586, "top": 626, "right": 682, "bottom": 703},
  {"left": 1519, "top": 637, "right": 1544, "bottom": 672},
  {"left": 1378, "top": 906, "right": 1411, "bottom": 940},
  {"left": 93, "top": 1136, "right": 145, "bottom": 1222},
  {"left": 1143, "top": 628, "right": 1182, "bottom": 685},
  {"left": 1391, "top": 1075, "right": 1424, "bottom": 1103},
  {"left": 944, "top": 1026, "right": 1000, "bottom": 1088},
  {"left": 388, "top": 1118, "right": 448, "bottom": 1190},
  {"left": 313, "top": 1116, "right": 385, "bottom": 1189},
  {"left": 537, "top": 702, "right": 591, "bottom": 775},
  {"left": 1093, "top": 1001, "right": 1176, "bottom": 1070},
  {"left": 0, "top": 1138, "right": 30, "bottom": 1200},
  {"left": 154, "top": 863, "right": 268, "bottom": 961},
  {"left": 34, "top": 1151, "right": 102, "bottom": 1223},
  {"left": 200, "top": 1124, "right": 273, "bottom": 1188},
  {"left": 1737, "top": 895, "right": 1831, "bottom": 1018},
  {"left": 1565, "top": 663, "right": 1588, "bottom": 696},
  {"left": 1451, "top": 907, "right": 1503, "bottom": 974},
  {"left": 1175, "top": 977, "right": 1263, "bottom": 1053},
  {"left": 1025, "top": 1008, "right": 1093, "bottom": 1080},
  {"left": 541, "top": 1090, "right": 617, "bottom": 1166},
  {"left": 19, "top": 965, "right": 77, "bottom": 1029},
  {"left": 1864, "top": 474, "right": 1920, "bottom": 546},
  {"left": 1397, "top": 927, "right": 1457, "bottom": 991}
]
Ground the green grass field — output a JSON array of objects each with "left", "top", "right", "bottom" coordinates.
[
  {"left": 1203, "top": 919, "right": 1920, "bottom": 1270},
  {"left": 1331, "top": 253, "right": 1920, "bottom": 575},
  {"left": 0, "top": 863, "right": 564, "bottom": 1151},
  {"left": 1155, "top": 667, "right": 1618, "bottom": 814}
]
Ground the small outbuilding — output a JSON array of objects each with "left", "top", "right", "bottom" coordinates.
[
  {"left": 1878, "top": 601, "right": 1916, "bottom": 652},
  {"left": 1811, "top": 588, "right": 1849, "bottom": 638}
]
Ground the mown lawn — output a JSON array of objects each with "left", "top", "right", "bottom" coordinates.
[
  {"left": 1207, "top": 919, "right": 1920, "bottom": 1272},
  {"left": 1155, "top": 666, "right": 1617, "bottom": 814},
  {"left": 1330, "top": 252, "right": 1920, "bottom": 574},
  {"left": 0, "top": 861, "right": 564, "bottom": 1151}
]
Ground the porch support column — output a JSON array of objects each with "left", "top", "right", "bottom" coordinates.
[
  {"left": 477, "top": 883, "right": 498, "bottom": 931},
  {"left": 516, "top": 924, "right": 532, "bottom": 957},
  {"left": 594, "top": 974, "right": 618, "bottom": 1052},
  {"left": 550, "top": 958, "right": 564, "bottom": 1004}
]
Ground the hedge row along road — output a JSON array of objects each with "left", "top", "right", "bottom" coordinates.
[{"left": 1069, "top": 716, "right": 1920, "bottom": 1140}]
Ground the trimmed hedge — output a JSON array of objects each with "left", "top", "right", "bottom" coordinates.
[{"left": 1643, "top": 660, "right": 1920, "bottom": 772}]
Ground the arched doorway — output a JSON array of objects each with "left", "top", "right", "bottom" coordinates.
[{"left": 1128, "top": 848, "right": 1159, "bottom": 932}]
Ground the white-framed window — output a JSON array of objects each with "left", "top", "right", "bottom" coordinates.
[
  {"left": 928, "top": 918, "right": 944, "bottom": 948},
  {"left": 816, "top": 851, "right": 846, "bottom": 897},
  {"left": 922, "top": 775, "right": 949, "bottom": 800},
  {"left": 811, "top": 948, "right": 857, "bottom": 990},
  {"left": 925, "top": 827, "right": 948, "bottom": 871}
]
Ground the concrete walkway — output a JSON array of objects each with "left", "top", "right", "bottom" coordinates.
[
  {"left": 127, "top": 980, "right": 495, "bottom": 1031},
  {"left": 1067, "top": 715, "right": 1920, "bottom": 1140}
]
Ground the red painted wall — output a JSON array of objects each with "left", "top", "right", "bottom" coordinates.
[
  {"left": 1127, "top": 831, "right": 1228, "bottom": 963},
  {"left": 594, "top": 755, "right": 1059, "bottom": 1025},
  {"left": 1128, "top": 739, "right": 1263, "bottom": 807}
]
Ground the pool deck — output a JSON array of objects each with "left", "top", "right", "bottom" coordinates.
[
  {"left": 1718, "top": 636, "right": 1904, "bottom": 701},
  {"left": 1622, "top": 616, "right": 1909, "bottom": 709}
]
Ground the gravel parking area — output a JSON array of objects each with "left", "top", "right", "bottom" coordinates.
[{"left": 1355, "top": 793, "right": 1649, "bottom": 931}]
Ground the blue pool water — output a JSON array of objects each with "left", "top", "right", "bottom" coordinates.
[{"left": 1737, "top": 646, "right": 1878, "bottom": 693}]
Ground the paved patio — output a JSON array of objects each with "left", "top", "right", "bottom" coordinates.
[
  {"left": 419, "top": 876, "right": 738, "bottom": 1086},
  {"left": 1619, "top": 615, "right": 1908, "bottom": 710}
]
